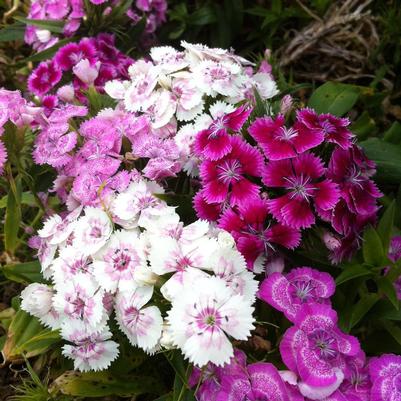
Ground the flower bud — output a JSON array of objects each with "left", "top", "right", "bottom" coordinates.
[{"left": 21, "top": 283, "right": 54, "bottom": 318}]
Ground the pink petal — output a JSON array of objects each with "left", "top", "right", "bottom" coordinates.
[
  {"left": 281, "top": 198, "right": 315, "bottom": 229},
  {"left": 263, "top": 159, "right": 293, "bottom": 187},
  {"left": 315, "top": 180, "right": 340, "bottom": 210}
]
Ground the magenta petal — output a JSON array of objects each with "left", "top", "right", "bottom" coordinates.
[
  {"left": 281, "top": 198, "right": 315, "bottom": 229},
  {"left": 315, "top": 180, "right": 340, "bottom": 211},
  {"left": 263, "top": 159, "right": 293, "bottom": 187},
  {"left": 230, "top": 180, "right": 260, "bottom": 206},
  {"left": 193, "top": 191, "right": 221, "bottom": 221},
  {"left": 225, "top": 105, "right": 252, "bottom": 131},
  {"left": 194, "top": 129, "right": 232, "bottom": 160},
  {"left": 267, "top": 223, "right": 301, "bottom": 250},
  {"left": 267, "top": 196, "right": 288, "bottom": 224},
  {"left": 292, "top": 152, "right": 325, "bottom": 179},
  {"left": 280, "top": 326, "right": 305, "bottom": 373},
  {"left": 203, "top": 180, "right": 228, "bottom": 204},
  {"left": 292, "top": 123, "right": 324, "bottom": 153}
]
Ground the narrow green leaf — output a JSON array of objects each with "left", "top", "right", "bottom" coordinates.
[
  {"left": 378, "top": 277, "right": 400, "bottom": 310},
  {"left": 23, "top": 37, "right": 76, "bottom": 63},
  {"left": 4, "top": 176, "right": 22, "bottom": 255},
  {"left": 377, "top": 200, "right": 396, "bottom": 253},
  {"left": 382, "top": 320, "right": 401, "bottom": 346},
  {"left": 362, "top": 226, "right": 385, "bottom": 266},
  {"left": 335, "top": 265, "right": 372, "bottom": 285},
  {"left": 308, "top": 82, "right": 360, "bottom": 116},
  {"left": 0, "top": 22, "right": 25, "bottom": 42},
  {"left": 348, "top": 294, "right": 379, "bottom": 330},
  {"left": 14, "top": 17, "right": 65, "bottom": 33},
  {"left": 1, "top": 261, "right": 43, "bottom": 284},
  {"left": 51, "top": 371, "right": 162, "bottom": 397}
]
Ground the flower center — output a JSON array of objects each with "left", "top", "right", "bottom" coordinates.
[
  {"left": 292, "top": 279, "right": 315, "bottom": 301},
  {"left": 309, "top": 329, "right": 337, "bottom": 360},
  {"left": 284, "top": 175, "right": 316, "bottom": 201},
  {"left": 217, "top": 159, "right": 243, "bottom": 185},
  {"left": 279, "top": 126, "right": 298, "bottom": 141}
]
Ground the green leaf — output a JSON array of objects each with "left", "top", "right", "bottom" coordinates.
[
  {"left": 51, "top": 371, "right": 162, "bottom": 397},
  {"left": 0, "top": 22, "right": 25, "bottom": 42},
  {"left": 350, "top": 111, "right": 376, "bottom": 139},
  {"left": 348, "top": 294, "right": 380, "bottom": 330},
  {"left": 382, "top": 320, "right": 401, "bottom": 346},
  {"left": 378, "top": 277, "right": 400, "bottom": 310},
  {"left": 2, "top": 311, "right": 60, "bottom": 362},
  {"left": 360, "top": 138, "right": 401, "bottom": 184},
  {"left": 335, "top": 265, "right": 372, "bottom": 285},
  {"left": 13, "top": 17, "right": 65, "bottom": 33},
  {"left": 308, "top": 82, "right": 360, "bottom": 116},
  {"left": 0, "top": 192, "right": 39, "bottom": 208},
  {"left": 384, "top": 121, "right": 401, "bottom": 144},
  {"left": 377, "top": 200, "right": 396, "bottom": 253},
  {"left": 23, "top": 37, "right": 76, "bottom": 63},
  {"left": 187, "top": 6, "right": 217, "bottom": 25},
  {"left": 4, "top": 176, "right": 22, "bottom": 255},
  {"left": 362, "top": 226, "right": 384, "bottom": 266},
  {"left": 1, "top": 261, "right": 43, "bottom": 284}
]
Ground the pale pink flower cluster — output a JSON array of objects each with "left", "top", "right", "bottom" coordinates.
[
  {"left": 105, "top": 41, "right": 279, "bottom": 175},
  {"left": 21, "top": 178, "right": 257, "bottom": 370}
]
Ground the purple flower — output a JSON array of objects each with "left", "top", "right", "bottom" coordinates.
[
  {"left": 55, "top": 39, "right": 97, "bottom": 71},
  {"left": 195, "top": 105, "right": 252, "bottom": 160},
  {"left": 28, "top": 61, "right": 62, "bottom": 97},
  {"left": 263, "top": 153, "right": 340, "bottom": 229},
  {"left": 295, "top": 108, "right": 354, "bottom": 150},
  {"left": 369, "top": 354, "right": 401, "bottom": 401},
  {"left": 218, "top": 198, "right": 301, "bottom": 269},
  {"left": 280, "top": 304, "right": 360, "bottom": 399},
  {"left": 259, "top": 267, "right": 335, "bottom": 322},
  {"left": 217, "top": 362, "right": 291, "bottom": 401},
  {"left": 389, "top": 236, "right": 401, "bottom": 263},
  {"left": 199, "top": 136, "right": 264, "bottom": 206},
  {"left": 249, "top": 114, "right": 324, "bottom": 161}
]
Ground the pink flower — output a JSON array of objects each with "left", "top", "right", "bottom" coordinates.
[
  {"left": 0, "top": 141, "right": 7, "bottom": 175},
  {"left": 27, "top": 60, "right": 62, "bottom": 96},
  {"left": 55, "top": 39, "right": 97, "bottom": 71},
  {"left": 369, "top": 354, "right": 401, "bottom": 401},
  {"left": 259, "top": 267, "right": 335, "bottom": 322},
  {"left": 295, "top": 108, "right": 354, "bottom": 150},
  {"left": 249, "top": 114, "right": 324, "bottom": 161},
  {"left": 193, "top": 190, "right": 223, "bottom": 222},
  {"left": 280, "top": 304, "right": 361, "bottom": 399},
  {"left": 263, "top": 152, "right": 340, "bottom": 229},
  {"left": 200, "top": 136, "right": 264, "bottom": 206},
  {"left": 194, "top": 105, "right": 252, "bottom": 160},
  {"left": 73, "top": 59, "right": 100, "bottom": 85},
  {"left": 218, "top": 198, "right": 301, "bottom": 269}
]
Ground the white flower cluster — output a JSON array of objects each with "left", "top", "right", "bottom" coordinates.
[
  {"left": 21, "top": 178, "right": 258, "bottom": 370},
  {"left": 105, "top": 41, "right": 278, "bottom": 175}
]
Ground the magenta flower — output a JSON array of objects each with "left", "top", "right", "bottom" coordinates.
[
  {"left": 218, "top": 198, "right": 301, "bottom": 269},
  {"left": 295, "top": 108, "right": 354, "bottom": 150},
  {"left": 199, "top": 136, "right": 264, "bottom": 206},
  {"left": 369, "top": 354, "right": 401, "bottom": 401},
  {"left": 259, "top": 267, "right": 335, "bottom": 322},
  {"left": 193, "top": 190, "right": 223, "bottom": 222},
  {"left": 0, "top": 140, "right": 7, "bottom": 175},
  {"left": 326, "top": 146, "right": 382, "bottom": 217},
  {"left": 28, "top": 61, "right": 62, "bottom": 97},
  {"left": 388, "top": 236, "right": 401, "bottom": 263},
  {"left": 217, "top": 362, "right": 291, "bottom": 401},
  {"left": 195, "top": 105, "right": 252, "bottom": 160},
  {"left": 249, "top": 114, "right": 324, "bottom": 161},
  {"left": 280, "top": 304, "right": 360, "bottom": 399},
  {"left": 55, "top": 39, "right": 97, "bottom": 71},
  {"left": 263, "top": 152, "right": 340, "bottom": 229}
]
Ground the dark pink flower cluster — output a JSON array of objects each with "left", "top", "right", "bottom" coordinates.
[
  {"left": 28, "top": 34, "right": 133, "bottom": 104},
  {"left": 194, "top": 107, "right": 381, "bottom": 266}
]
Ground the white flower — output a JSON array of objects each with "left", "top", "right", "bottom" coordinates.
[
  {"left": 150, "top": 46, "right": 189, "bottom": 73},
  {"left": 62, "top": 320, "right": 119, "bottom": 372},
  {"left": 104, "top": 79, "right": 130, "bottom": 100},
  {"left": 167, "top": 275, "right": 255, "bottom": 367},
  {"left": 208, "top": 247, "right": 258, "bottom": 303},
  {"left": 160, "top": 323, "right": 175, "bottom": 350},
  {"left": 216, "top": 231, "right": 236, "bottom": 248},
  {"left": 251, "top": 72, "right": 279, "bottom": 99},
  {"left": 53, "top": 273, "right": 106, "bottom": 330},
  {"left": 92, "top": 230, "right": 149, "bottom": 292},
  {"left": 115, "top": 285, "right": 163, "bottom": 353},
  {"left": 21, "top": 283, "right": 54, "bottom": 318},
  {"left": 73, "top": 207, "right": 112, "bottom": 255},
  {"left": 38, "top": 214, "right": 75, "bottom": 245},
  {"left": 193, "top": 60, "right": 241, "bottom": 97},
  {"left": 111, "top": 179, "right": 164, "bottom": 228},
  {"left": 145, "top": 89, "right": 176, "bottom": 129}
]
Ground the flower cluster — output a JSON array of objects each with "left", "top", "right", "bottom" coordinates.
[
  {"left": 21, "top": 177, "right": 258, "bottom": 370},
  {"left": 194, "top": 107, "right": 381, "bottom": 266},
  {"left": 25, "top": 0, "right": 167, "bottom": 51},
  {"left": 28, "top": 34, "right": 133, "bottom": 103},
  {"left": 0, "top": 89, "right": 41, "bottom": 174}
]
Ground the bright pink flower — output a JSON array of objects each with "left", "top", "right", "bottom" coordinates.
[
  {"left": 295, "top": 108, "right": 354, "bottom": 150},
  {"left": 263, "top": 153, "right": 340, "bottom": 229},
  {"left": 28, "top": 61, "right": 62, "bottom": 96},
  {"left": 195, "top": 105, "right": 252, "bottom": 160},
  {"left": 55, "top": 39, "right": 97, "bottom": 71},
  {"left": 219, "top": 198, "right": 301, "bottom": 269},
  {"left": 259, "top": 267, "right": 335, "bottom": 322},
  {"left": 280, "top": 304, "right": 361, "bottom": 398},
  {"left": 200, "top": 136, "right": 264, "bottom": 206},
  {"left": 326, "top": 146, "right": 381, "bottom": 217},
  {"left": 193, "top": 190, "right": 223, "bottom": 222},
  {"left": 249, "top": 114, "right": 324, "bottom": 161},
  {"left": 369, "top": 354, "right": 401, "bottom": 401}
]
